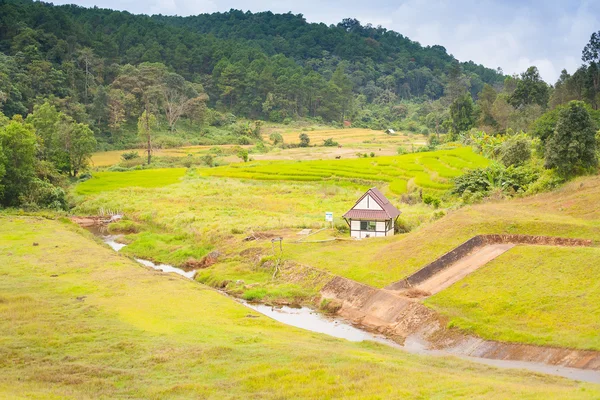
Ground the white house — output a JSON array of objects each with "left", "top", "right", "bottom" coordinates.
[{"left": 343, "top": 187, "right": 401, "bottom": 239}]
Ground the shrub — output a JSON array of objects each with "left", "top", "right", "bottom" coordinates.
[
  {"left": 121, "top": 151, "right": 140, "bottom": 161},
  {"left": 423, "top": 194, "right": 441, "bottom": 208},
  {"left": 107, "top": 165, "right": 129, "bottom": 172},
  {"left": 453, "top": 164, "right": 540, "bottom": 197},
  {"left": 154, "top": 135, "right": 185, "bottom": 149},
  {"left": 238, "top": 135, "right": 252, "bottom": 145},
  {"left": 526, "top": 169, "right": 564, "bottom": 194},
  {"left": 499, "top": 136, "right": 531, "bottom": 167},
  {"left": 323, "top": 138, "right": 339, "bottom": 147},
  {"left": 269, "top": 132, "right": 284, "bottom": 145},
  {"left": 299, "top": 133, "right": 310, "bottom": 147},
  {"left": 19, "top": 178, "right": 67, "bottom": 211},
  {"left": 237, "top": 148, "right": 249, "bottom": 162},
  {"left": 201, "top": 154, "right": 214, "bottom": 167},
  {"left": 397, "top": 146, "right": 407, "bottom": 155}
]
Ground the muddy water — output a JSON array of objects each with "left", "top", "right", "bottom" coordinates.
[{"left": 94, "top": 232, "right": 600, "bottom": 384}]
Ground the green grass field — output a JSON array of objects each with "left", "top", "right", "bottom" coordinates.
[
  {"left": 201, "top": 147, "right": 489, "bottom": 195},
  {"left": 426, "top": 245, "right": 600, "bottom": 351},
  {"left": 4, "top": 217, "right": 596, "bottom": 398},
  {"left": 76, "top": 168, "right": 187, "bottom": 195},
  {"left": 73, "top": 148, "right": 600, "bottom": 351}
]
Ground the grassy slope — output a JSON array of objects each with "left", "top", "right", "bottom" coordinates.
[
  {"left": 425, "top": 245, "right": 600, "bottom": 350},
  {"left": 284, "top": 176, "right": 600, "bottom": 287},
  {"left": 3, "top": 218, "right": 596, "bottom": 398}
]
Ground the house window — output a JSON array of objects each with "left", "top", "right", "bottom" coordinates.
[{"left": 360, "top": 221, "right": 377, "bottom": 231}]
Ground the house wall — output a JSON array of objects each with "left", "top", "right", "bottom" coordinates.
[
  {"left": 349, "top": 219, "right": 394, "bottom": 239},
  {"left": 355, "top": 195, "right": 383, "bottom": 211}
]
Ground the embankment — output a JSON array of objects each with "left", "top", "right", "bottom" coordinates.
[{"left": 321, "top": 275, "right": 600, "bottom": 370}]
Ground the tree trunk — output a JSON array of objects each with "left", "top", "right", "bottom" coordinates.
[{"left": 145, "top": 103, "right": 151, "bottom": 165}]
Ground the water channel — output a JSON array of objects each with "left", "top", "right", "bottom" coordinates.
[{"left": 97, "top": 232, "right": 600, "bottom": 384}]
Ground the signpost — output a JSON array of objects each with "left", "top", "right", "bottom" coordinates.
[{"left": 325, "top": 212, "right": 333, "bottom": 228}]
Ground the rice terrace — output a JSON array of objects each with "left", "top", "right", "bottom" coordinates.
[{"left": 2, "top": 1, "right": 600, "bottom": 398}]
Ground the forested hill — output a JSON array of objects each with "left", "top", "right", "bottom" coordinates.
[
  {"left": 0, "top": 0, "right": 503, "bottom": 123},
  {"left": 152, "top": 11, "right": 502, "bottom": 87}
]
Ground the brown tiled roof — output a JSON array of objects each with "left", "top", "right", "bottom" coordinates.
[
  {"left": 343, "top": 209, "right": 391, "bottom": 220},
  {"left": 343, "top": 187, "right": 401, "bottom": 220}
]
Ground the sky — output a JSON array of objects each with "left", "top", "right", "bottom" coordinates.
[{"left": 48, "top": 0, "right": 600, "bottom": 83}]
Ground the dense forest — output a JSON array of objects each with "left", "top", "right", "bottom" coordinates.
[
  {"left": 0, "top": 0, "right": 599, "bottom": 209},
  {"left": 0, "top": 0, "right": 506, "bottom": 139}
]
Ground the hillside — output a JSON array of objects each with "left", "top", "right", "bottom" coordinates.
[
  {"left": 2, "top": 217, "right": 594, "bottom": 398},
  {"left": 0, "top": 0, "right": 504, "bottom": 147}
]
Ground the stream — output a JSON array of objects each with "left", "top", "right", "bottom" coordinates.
[{"left": 96, "top": 232, "right": 600, "bottom": 384}]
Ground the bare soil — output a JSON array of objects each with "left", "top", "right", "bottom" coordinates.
[
  {"left": 320, "top": 275, "right": 600, "bottom": 371},
  {"left": 415, "top": 243, "right": 514, "bottom": 296}
]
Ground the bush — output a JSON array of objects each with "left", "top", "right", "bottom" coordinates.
[
  {"left": 120, "top": 151, "right": 140, "bottom": 161},
  {"left": 370, "top": 152, "right": 375, "bottom": 157},
  {"left": 323, "top": 138, "right": 339, "bottom": 147},
  {"left": 499, "top": 137, "right": 531, "bottom": 167},
  {"left": 526, "top": 169, "right": 564, "bottom": 194},
  {"left": 397, "top": 146, "right": 407, "bottom": 155},
  {"left": 201, "top": 154, "right": 214, "bottom": 167},
  {"left": 335, "top": 222, "right": 349, "bottom": 233},
  {"left": 19, "top": 178, "right": 67, "bottom": 210},
  {"left": 299, "top": 133, "right": 310, "bottom": 147},
  {"left": 423, "top": 194, "right": 440, "bottom": 208},
  {"left": 208, "top": 147, "right": 224, "bottom": 156},
  {"left": 269, "top": 132, "right": 284, "bottom": 145},
  {"left": 154, "top": 135, "right": 185, "bottom": 149},
  {"left": 237, "top": 148, "right": 249, "bottom": 162},
  {"left": 119, "top": 157, "right": 145, "bottom": 168},
  {"left": 453, "top": 164, "right": 540, "bottom": 197},
  {"left": 238, "top": 135, "right": 252, "bottom": 145}
]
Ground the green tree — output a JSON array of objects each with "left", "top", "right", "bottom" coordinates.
[
  {"left": 137, "top": 111, "right": 157, "bottom": 164},
  {"left": 299, "top": 133, "right": 310, "bottom": 147},
  {"left": 582, "top": 31, "right": 600, "bottom": 109},
  {"left": 0, "top": 116, "right": 37, "bottom": 206},
  {"left": 26, "top": 101, "right": 61, "bottom": 160},
  {"left": 499, "top": 136, "right": 531, "bottom": 167},
  {"left": 545, "top": 101, "right": 598, "bottom": 176},
  {"left": 60, "top": 122, "right": 97, "bottom": 177},
  {"left": 477, "top": 84, "right": 498, "bottom": 128},
  {"left": 236, "top": 148, "right": 248, "bottom": 162},
  {"left": 448, "top": 93, "right": 476, "bottom": 139},
  {"left": 160, "top": 72, "right": 208, "bottom": 131},
  {"left": 509, "top": 66, "right": 549, "bottom": 108}
]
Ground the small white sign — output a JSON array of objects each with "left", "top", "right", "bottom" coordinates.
[{"left": 325, "top": 212, "right": 333, "bottom": 222}]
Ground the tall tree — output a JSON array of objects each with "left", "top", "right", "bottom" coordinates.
[
  {"left": 448, "top": 93, "right": 476, "bottom": 139},
  {"left": 509, "top": 66, "right": 549, "bottom": 108},
  {"left": 161, "top": 72, "right": 208, "bottom": 131},
  {"left": 582, "top": 31, "right": 600, "bottom": 109},
  {"left": 56, "top": 119, "right": 97, "bottom": 177},
  {"left": 0, "top": 116, "right": 36, "bottom": 206},
  {"left": 137, "top": 111, "right": 157, "bottom": 164},
  {"left": 545, "top": 101, "right": 597, "bottom": 176},
  {"left": 477, "top": 84, "right": 498, "bottom": 128}
]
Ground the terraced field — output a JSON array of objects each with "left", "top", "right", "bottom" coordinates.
[
  {"left": 202, "top": 147, "right": 489, "bottom": 195},
  {"left": 278, "top": 128, "right": 424, "bottom": 146}
]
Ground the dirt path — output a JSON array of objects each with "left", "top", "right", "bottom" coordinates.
[{"left": 415, "top": 243, "right": 514, "bottom": 296}]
